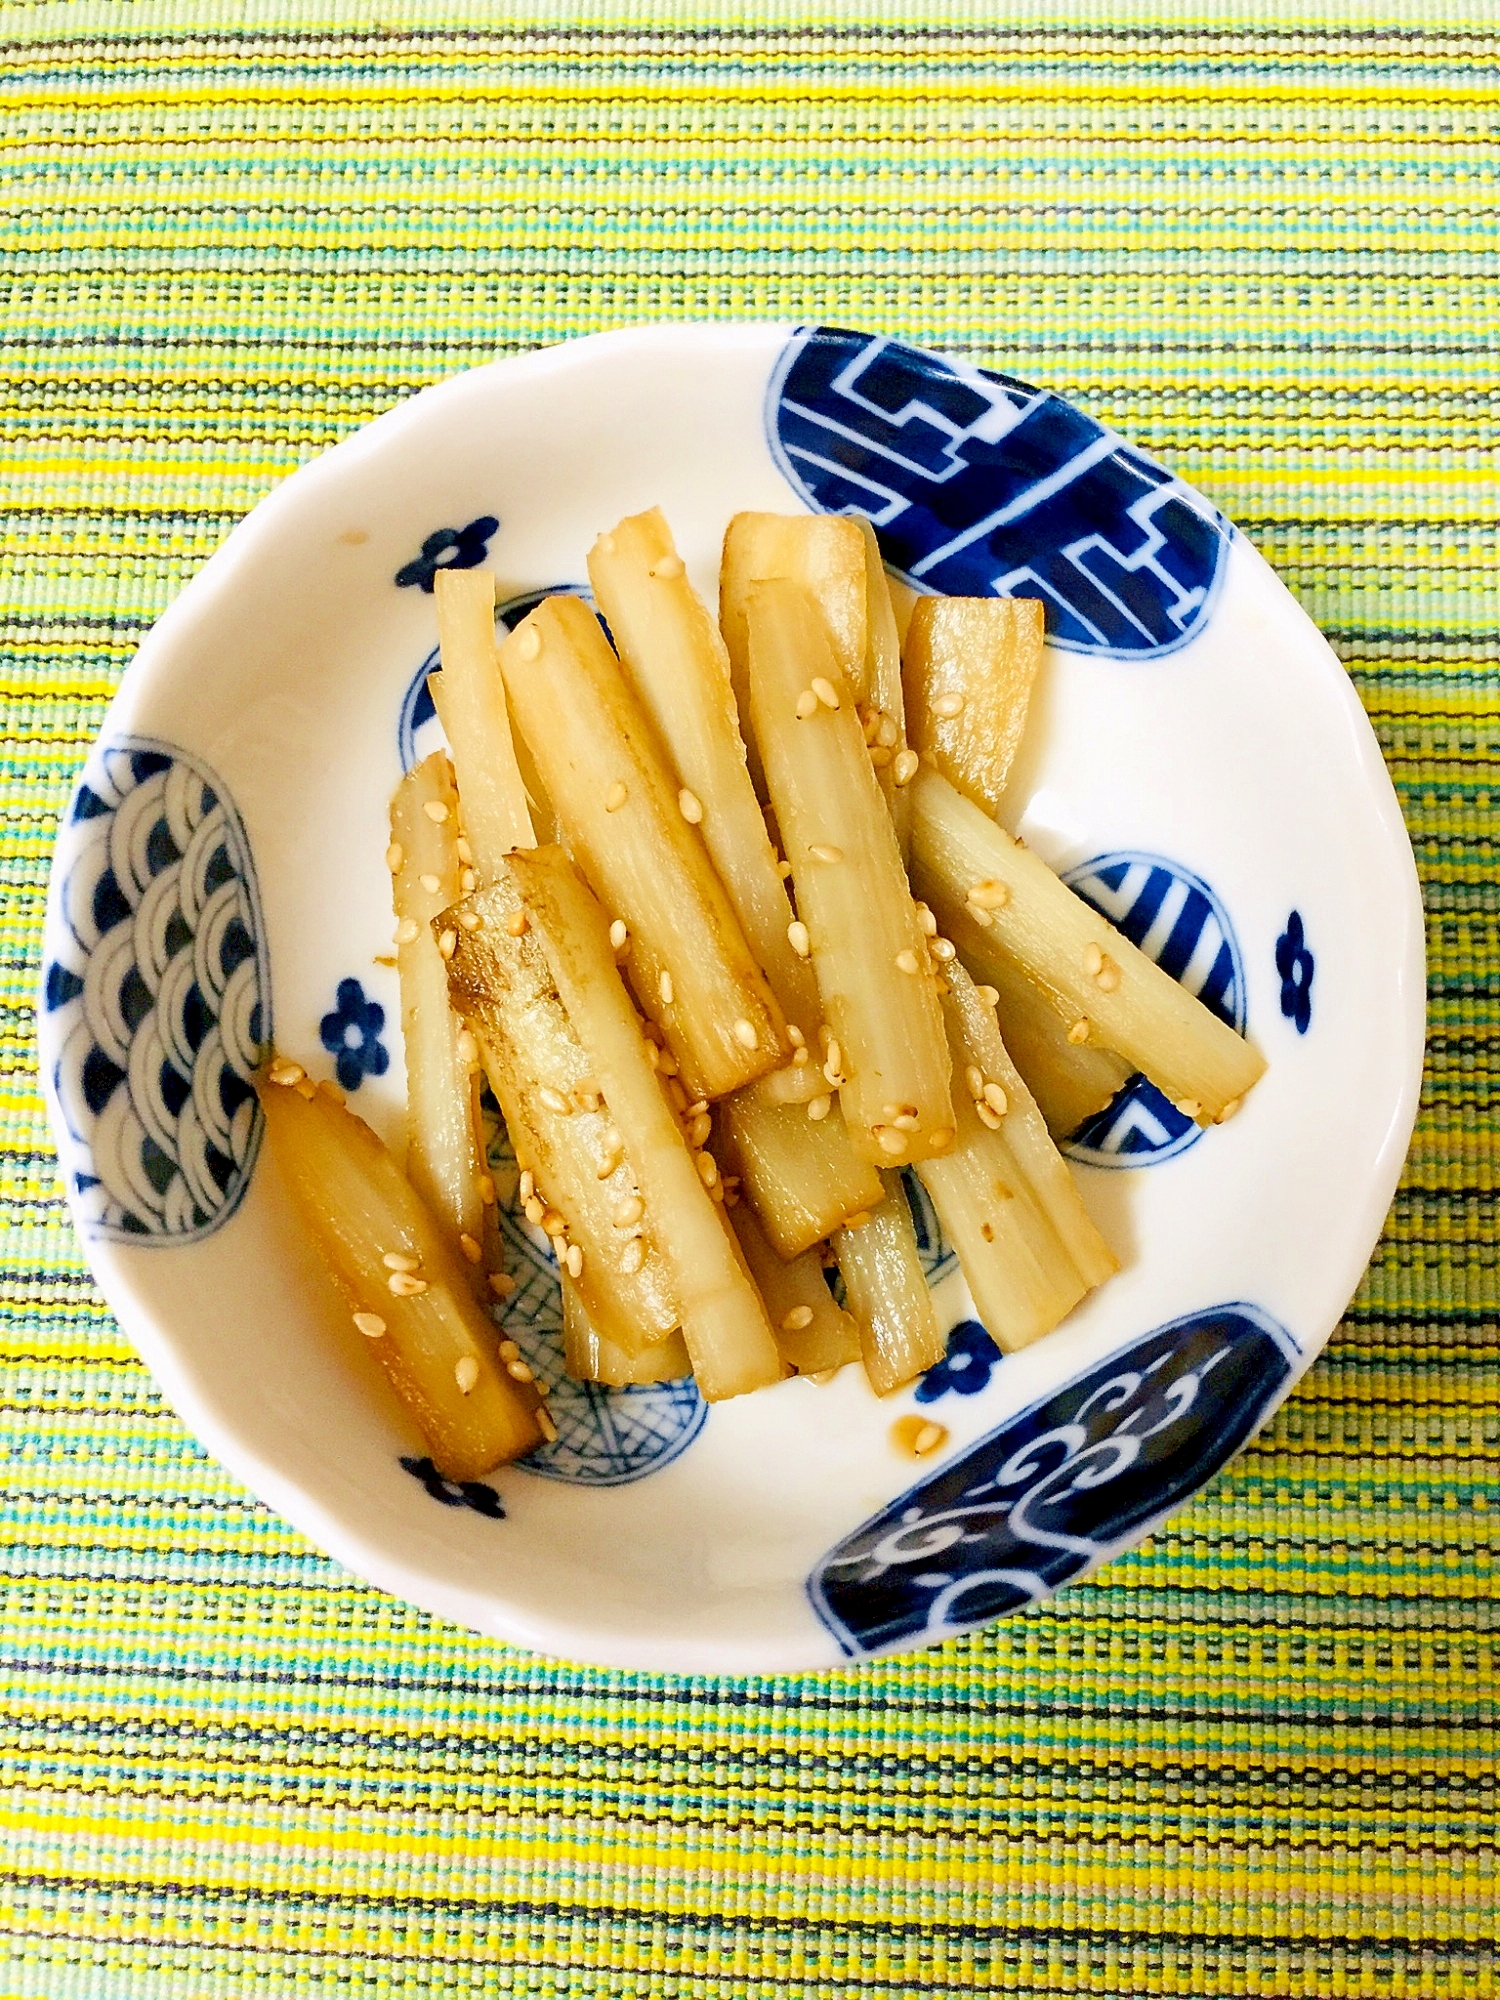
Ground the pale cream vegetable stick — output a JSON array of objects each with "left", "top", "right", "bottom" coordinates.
[
  {"left": 431, "top": 569, "right": 534, "bottom": 876},
  {"left": 507, "top": 846, "right": 784, "bottom": 1401},
  {"left": 388, "top": 754, "right": 495, "bottom": 1304},
  {"left": 886, "top": 573, "right": 921, "bottom": 649},
  {"left": 745, "top": 576, "right": 956, "bottom": 1164},
  {"left": 967, "top": 954, "right": 1130, "bottom": 1138},
  {"left": 834, "top": 1173, "right": 946, "bottom": 1396},
  {"left": 587, "top": 508, "right": 821, "bottom": 1044},
  {"left": 719, "top": 1089, "right": 884, "bottom": 1260},
  {"left": 917, "top": 965, "right": 1117, "bottom": 1351},
  {"left": 855, "top": 517, "right": 913, "bottom": 857},
  {"left": 443, "top": 876, "right": 680, "bottom": 1357},
  {"left": 258, "top": 1073, "right": 543, "bottom": 1480},
  {"left": 562, "top": 1279, "right": 693, "bottom": 1385},
  {"left": 727, "top": 1199, "right": 860, "bottom": 1377},
  {"left": 908, "top": 767, "right": 1266, "bottom": 1123},
  {"left": 902, "top": 595, "right": 1046, "bottom": 821},
  {"left": 496, "top": 595, "right": 787, "bottom": 1102},
  {"left": 720, "top": 511, "right": 870, "bottom": 792}
]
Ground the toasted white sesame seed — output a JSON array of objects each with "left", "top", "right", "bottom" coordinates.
[
  {"left": 893, "top": 1112, "right": 920, "bottom": 1131},
  {"left": 267, "top": 1057, "right": 305, "bottom": 1086},
  {"left": 1067, "top": 1018, "right": 1092, "bottom": 1045},
  {"left": 811, "top": 676, "right": 840, "bottom": 710},
  {"left": 489, "top": 1271, "right": 516, "bottom": 1299},
  {"left": 565, "top": 1243, "right": 584, "bottom": 1279},
  {"left": 966, "top": 904, "right": 994, "bottom": 928},
  {"left": 932, "top": 692, "right": 965, "bottom": 719},
  {"left": 893, "top": 749, "right": 920, "bottom": 786},
  {"left": 418, "top": 872, "right": 441, "bottom": 894},
  {"left": 876, "top": 715, "right": 899, "bottom": 748},
  {"left": 787, "top": 1024, "right": 805, "bottom": 1047},
  {"left": 861, "top": 707, "right": 881, "bottom": 743},
  {"left": 782, "top": 1305, "right": 815, "bottom": 1331},
  {"left": 382, "top": 1251, "right": 420, "bottom": 1272},
  {"left": 613, "top": 1195, "right": 644, "bottom": 1228},
  {"left": 538, "top": 1086, "right": 572, "bottom": 1116},
  {"left": 895, "top": 949, "right": 921, "bottom": 975},
  {"left": 658, "top": 1049, "right": 679, "bottom": 1077},
  {"left": 1174, "top": 1098, "right": 1203, "bottom": 1121},
  {"left": 455, "top": 1355, "right": 480, "bottom": 1395},
  {"left": 458, "top": 910, "right": 482, "bottom": 931},
  {"left": 876, "top": 1128, "right": 908, "bottom": 1157},
  {"left": 1216, "top": 1096, "right": 1243, "bottom": 1123},
  {"left": 965, "top": 1064, "right": 985, "bottom": 1099},
  {"left": 777, "top": 860, "right": 793, "bottom": 879},
  {"left": 807, "top": 1094, "right": 832, "bottom": 1121},
  {"left": 983, "top": 1082, "right": 1009, "bottom": 1116},
  {"left": 696, "top": 1152, "right": 719, "bottom": 1189},
  {"left": 536, "top": 1406, "right": 558, "bottom": 1442},
  {"left": 353, "top": 1312, "right": 387, "bottom": 1338},
  {"left": 930, "top": 937, "right": 956, "bottom": 962},
  {"left": 455, "top": 836, "right": 473, "bottom": 864},
  {"left": 976, "top": 985, "right": 999, "bottom": 1007},
  {"left": 915, "top": 903, "right": 938, "bottom": 937},
  {"left": 787, "top": 920, "right": 811, "bottom": 958},
  {"left": 501, "top": 907, "right": 527, "bottom": 940},
  {"left": 869, "top": 745, "right": 893, "bottom": 768},
  {"left": 658, "top": 970, "right": 674, "bottom": 1007},
  {"left": 1083, "top": 941, "right": 1104, "bottom": 977},
  {"left": 507, "top": 1358, "right": 535, "bottom": 1383},
  {"left": 477, "top": 1175, "right": 496, "bottom": 1205},
  {"left": 688, "top": 1110, "right": 712, "bottom": 1147},
  {"left": 824, "top": 1040, "right": 842, "bottom": 1076},
  {"left": 913, "top": 1421, "right": 946, "bottom": 1456},
  {"left": 792, "top": 1045, "right": 810, "bottom": 1066},
  {"left": 732, "top": 1017, "right": 758, "bottom": 1050},
  {"left": 517, "top": 623, "right": 542, "bottom": 660},
  {"left": 678, "top": 787, "right": 703, "bottom": 824},
  {"left": 498, "top": 1339, "right": 521, "bottom": 1362},
  {"left": 975, "top": 1102, "right": 1001, "bottom": 1130},
  {"left": 437, "top": 929, "right": 458, "bottom": 960},
  {"left": 460, "top": 868, "right": 477, "bottom": 894},
  {"left": 519, "top": 1169, "right": 535, "bottom": 1202},
  {"left": 795, "top": 689, "right": 819, "bottom": 720},
  {"left": 539, "top": 1208, "right": 565, "bottom": 1237},
  {"left": 609, "top": 919, "right": 629, "bottom": 951},
  {"left": 395, "top": 917, "right": 420, "bottom": 946},
  {"left": 809, "top": 844, "right": 844, "bottom": 865},
  {"left": 1096, "top": 958, "right": 1121, "bottom": 993},
  {"left": 652, "top": 553, "right": 684, "bottom": 580},
  {"left": 968, "top": 879, "right": 1010, "bottom": 910},
  {"left": 423, "top": 799, "right": 450, "bottom": 823},
  {"left": 458, "top": 1232, "right": 482, "bottom": 1264},
  {"left": 385, "top": 842, "right": 404, "bottom": 874},
  {"left": 524, "top": 1196, "right": 546, "bottom": 1227},
  {"left": 929, "top": 1126, "right": 955, "bottom": 1151},
  {"left": 620, "top": 1237, "right": 645, "bottom": 1274},
  {"left": 843, "top": 1209, "right": 872, "bottom": 1230},
  {"left": 605, "top": 780, "right": 628, "bottom": 812},
  {"left": 388, "top": 1272, "right": 429, "bottom": 1297},
  {"left": 293, "top": 1079, "right": 317, "bottom": 1099},
  {"left": 454, "top": 1029, "right": 479, "bottom": 1068}
]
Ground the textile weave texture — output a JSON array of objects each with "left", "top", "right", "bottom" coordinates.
[{"left": 1, "top": 7, "right": 1495, "bottom": 1996}]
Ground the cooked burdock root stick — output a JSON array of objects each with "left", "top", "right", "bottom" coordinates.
[
  {"left": 902, "top": 595, "right": 1045, "bottom": 820},
  {"left": 745, "top": 576, "right": 956, "bottom": 1165},
  {"left": 917, "top": 963, "right": 1117, "bottom": 1351},
  {"left": 587, "top": 509, "right": 822, "bottom": 1053},
  {"left": 258, "top": 1068, "right": 545, "bottom": 1478},
  {"left": 909, "top": 768, "right": 1266, "bottom": 1125},
  {"left": 968, "top": 956, "right": 1131, "bottom": 1139},
  {"left": 388, "top": 754, "right": 498, "bottom": 1305},
  {"left": 726, "top": 1198, "right": 860, "bottom": 1378},
  {"left": 429, "top": 569, "right": 534, "bottom": 878},
  {"left": 854, "top": 518, "right": 914, "bottom": 856},
  {"left": 505, "top": 846, "right": 784, "bottom": 1402},
  {"left": 442, "top": 874, "right": 681, "bottom": 1358},
  {"left": 562, "top": 1279, "right": 693, "bottom": 1386},
  {"left": 496, "top": 594, "right": 787, "bottom": 1102},
  {"left": 834, "top": 1173, "right": 946, "bottom": 1395},
  {"left": 718, "top": 1088, "right": 884, "bottom": 1259}
]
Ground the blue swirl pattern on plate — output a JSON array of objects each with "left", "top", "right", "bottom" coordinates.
[
  {"left": 810, "top": 1304, "right": 1297, "bottom": 1658},
  {"left": 769, "top": 326, "right": 1231, "bottom": 659},
  {"left": 42, "top": 737, "right": 269, "bottom": 1242}
]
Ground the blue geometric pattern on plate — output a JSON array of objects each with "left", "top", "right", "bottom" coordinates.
[
  {"left": 42, "top": 736, "right": 269, "bottom": 1242},
  {"left": 809, "top": 1303, "right": 1297, "bottom": 1658},
  {"left": 768, "top": 327, "right": 1231, "bottom": 659},
  {"left": 397, "top": 584, "right": 598, "bottom": 773},
  {"left": 1062, "top": 851, "right": 1246, "bottom": 1169}
]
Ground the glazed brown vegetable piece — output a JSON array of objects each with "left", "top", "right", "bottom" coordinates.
[
  {"left": 834, "top": 1173, "right": 946, "bottom": 1396},
  {"left": 901, "top": 594, "right": 1045, "bottom": 821},
  {"left": 561, "top": 1279, "right": 693, "bottom": 1386},
  {"left": 258, "top": 1072, "right": 544, "bottom": 1480},
  {"left": 718, "top": 1087, "right": 884, "bottom": 1261},
  {"left": 726, "top": 1198, "right": 861, "bottom": 1378}
]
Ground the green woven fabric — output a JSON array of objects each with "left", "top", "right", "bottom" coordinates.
[{"left": 2, "top": 8, "right": 1495, "bottom": 1995}]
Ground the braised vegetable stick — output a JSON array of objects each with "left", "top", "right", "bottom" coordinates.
[
  {"left": 745, "top": 577, "right": 956, "bottom": 1164},
  {"left": 443, "top": 876, "right": 681, "bottom": 1357},
  {"left": 908, "top": 767, "right": 1266, "bottom": 1124},
  {"left": 497, "top": 595, "right": 787, "bottom": 1101},
  {"left": 855, "top": 518, "right": 913, "bottom": 857},
  {"left": 562, "top": 1279, "right": 693, "bottom": 1385},
  {"left": 719, "top": 1088, "right": 884, "bottom": 1259},
  {"left": 257, "top": 1072, "right": 544, "bottom": 1479},
  {"left": 388, "top": 754, "right": 497, "bottom": 1303},
  {"left": 902, "top": 595, "right": 1045, "bottom": 820},
  {"left": 720, "top": 511, "right": 870, "bottom": 792},
  {"left": 834, "top": 1175, "right": 946, "bottom": 1395},
  {"left": 587, "top": 508, "right": 822, "bottom": 1047},
  {"left": 507, "top": 845, "right": 784, "bottom": 1401},
  {"left": 727, "top": 1199, "right": 861, "bottom": 1377},
  {"left": 969, "top": 956, "right": 1130, "bottom": 1138},
  {"left": 917, "top": 964, "right": 1118, "bottom": 1350},
  {"left": 430, "top": 569, "right": 534, "bottom": 876}
]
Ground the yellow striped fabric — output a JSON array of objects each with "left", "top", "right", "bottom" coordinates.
[{"left": 1, "top": 10, "right": 1495, "bottom": 1997}]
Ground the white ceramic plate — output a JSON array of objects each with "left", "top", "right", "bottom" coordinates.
[{"left": 39, "top": 324, "right": 1424, "bottom": 1672}]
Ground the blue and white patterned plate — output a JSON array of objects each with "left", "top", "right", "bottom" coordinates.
[{"left": 37, "top": 325, "right": 1423, "bottom": 1672}]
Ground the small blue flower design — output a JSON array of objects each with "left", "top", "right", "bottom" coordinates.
[
  {"left": 1275, "top": 910, "right": 1314, "bottom": 1034},
  {"left": 394, "top": 515, "right": 500, "bottom": 592},
  {"left": 319, "top": 978, "right": 390, "bottom": 1092},
  {"left": 400, "top": 1455, "right": 506, "bottom": 1519},
  {"left": 914, "top": 1318, "right": 1003, "bottom": 1404}
]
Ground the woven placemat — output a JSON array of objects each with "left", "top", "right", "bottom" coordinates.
[{"left": 2, "top": 8, "right": 1494, "bottom": 1995}]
